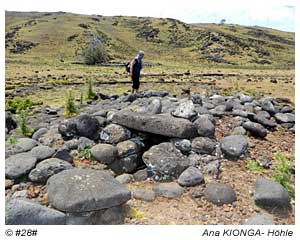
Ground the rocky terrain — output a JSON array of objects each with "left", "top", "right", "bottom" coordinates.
[{"left": 5, "top": 90, "right": 295, "bottom": 225}]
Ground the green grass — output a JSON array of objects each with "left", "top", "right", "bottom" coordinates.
[
  {"left": 273, "top": 152, "right": 294, "bottom": 198},
  {"left": 246, "top": 159, "right": 264, "bottom": 173},
  {"left": 5, "top": 11, "right": 294, "bottom": 68},
  {"left": 128, "top": 208, "right": 145, "bottom": 220},
  {"left": 7, "top": 136, "right": 18, "bottom": 145},
  {"left": 78, "top": 145, "right": 92, "bottom": 160}
]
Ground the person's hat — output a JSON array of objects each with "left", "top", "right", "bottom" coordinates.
[{"left": 138, "top": 50, "right": 144, "bottom": 57}]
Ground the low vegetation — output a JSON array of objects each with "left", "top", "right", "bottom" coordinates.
[
  {"left": 17, "top": 110, "right": 33, "bottom": 137},
  {"left": 86, "top": 79, "right": 96, "bottom": 100},
  {"left": 78, "top": 146, "right": 92, "bottom": 160},
  {"left": 246, "top": 159, "right": 264, "bottom": 173},
  {"left": 64, "top": 90, "right": 78, "bottom": 116},
  {"left": 5, "top": 97, "right": 42, "bottom": 114},
  {"left": 273, "top": 152, "right": 295, "bottom": 198}
]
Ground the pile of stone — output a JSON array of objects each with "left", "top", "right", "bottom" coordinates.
[{"left": 5, "top": 90, "right": 294, "bottom": 224}]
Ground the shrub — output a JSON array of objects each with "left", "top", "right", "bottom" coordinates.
[
  {"left": 18, "top": 110, "right": 33, "bottom": 137},
  {"left": 273, "top": 152, "right": 294, "bottom": 198},
  {"left": 83, "top": 35, "right": 108, "bottom": 65},
  {"left": 86, "top": 79, "right": 96, "bottom": 99},
  {"left": 64, "top": 90, "right": 78, "bottom": 116},
  {"left": 5, "top": 97, "right": 42, "bottom": 114}
]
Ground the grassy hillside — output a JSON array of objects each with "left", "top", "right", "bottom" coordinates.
[{"left": 5, "top": 11, "right": 295, "bottom": 68}]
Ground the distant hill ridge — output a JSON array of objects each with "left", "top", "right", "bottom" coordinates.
[{"left": 5, "top": 11, "right": 295, "bottom": 68}]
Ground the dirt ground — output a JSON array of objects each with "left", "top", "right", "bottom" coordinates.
[{"left": 124, "top": 116, "right": 295, "bottom": 225}]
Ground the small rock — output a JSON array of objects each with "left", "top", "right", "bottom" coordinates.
[
  {"left": 5, "top": 152, "right": 37, "bottom": 179},
  {"left": 29, "top": 158, "right": 73, "bottom": 183},
  {"left": 78, "top": 137, "right": 94, "bottom": 151},
  {"left": 115, "top": 174, "right": 134, "bottom": 184},
  {"left": 193, "top": 116, "right": 215, "bottom": 138},
  {"left": 204, "top": 183, "right": 237, "bottom": 205},
  {"left": 172, "top": 138, "right": 192, "bottom": 154},
  {"left": 244, "top": 214, "right": 274, "bottom": 225},
  {"left": 53, "top": 148, "right": 73, "bottom": 162},
  {"left": 6, "top": 199, "right": 65, "bottom": 225},
  {"left": 153, "top": 182, "right": 184, "bottom": 199},
  {"left": 220, "top": 135, "right": 248, "bottom": 160},
  {"left": 192, "top": 137, "right": 216, "bottom": 154},
  {"left": 261, "top": 100, "right": 277, "bottom": 114},
  {"left": 254, "top": 178, "right": 290, "bottom": 208},
  {"left": 100, "top": 124, "right": 131, "bottom": 144},
  {"left": 231, "top": 126, "right": 246, "bottom": 135},
  {"left": 139, "top": 98, "right": 162, "bottom": 114},
  {"left": 133, "top": 189, "right": 155, "bottom": 201},
  {"left": 257, "top": 156, "right": 272, "bottom": 169},
  {"left": 116, "top": 140, "right": 138, "bottom": 157},
  {"left": 274, "top": 113, "right": 295, "bottom": 123},
  {"left": 30, "top": 145, "right": 55, "bottom": 161},
  {"left": 203, "top": 160, "right": 221, "bottom": 178},
  {"left": 171, "top": 100, "right": 197, "bottom": 120},
  {"left": 5, "top": 179, "right": 14, "bottom": 189},
  {"left": 91, "top": 144, "right": 118, "bottom": 164},
  {"left": 178, "top": 166, "right": 204, "bottom": 187},
  {"left": 133, "top": 169, "right": 148, "bottom": 181},
  {"left": 243, "top": 121, "right": 267, "bottom": 138},
  {"left": 32, "top": 128, "right": 48, "bottom": 140},
  {"left": 15, "top": 138, "right": 38, "bottom": 152},
  {"left": 11, "top": 190, "right": 28, "bottom": 199}
]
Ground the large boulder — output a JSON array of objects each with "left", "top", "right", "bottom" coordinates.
[
  {"left": 191, "top": 137, "right": 216, "bottom": 155},
  {"left": 143, "top": 142, "right": 195, "bottom": 181},
  {"left": 6, "top": 199, "right": 66, "bottom": 225},
  {"left": 5, "top": 152, "right": 37, "bottom": 179},
  {"left": 254, "top": 178, "right": 290, "bottom": 208},
  {"left": 112, "top": 111, "right": 198, "bottom": 138},
  {"left": 29, "top": 158, "right": 73, "bottom": 183},
  {"left": 91, "top": 144, "right": 118, "bottom": 165},
  {"left": 220, "top": 135, "right": 248, "bottom": 160},
  {"left": 204, "top": 183, "right": 237, "bottom": 205},
  {"left": 47, "top": 169, "right": 131, "bottom": 213},
  {"left": 100, "top": 124, "right": 131, "bottom": 144}
]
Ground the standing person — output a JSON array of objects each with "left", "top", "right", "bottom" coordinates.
[{"left": 130, "top": 50, "right": 144, "bottom": 94}]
